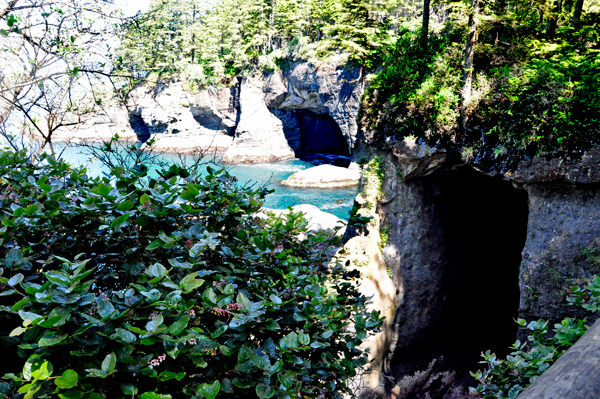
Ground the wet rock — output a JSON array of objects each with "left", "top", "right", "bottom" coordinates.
[
  {"left": 222, "top": 80, "right": 295, "bottom": 163},
  {"left": 280, "top": 164, "right": 360, "bottom": 188}
]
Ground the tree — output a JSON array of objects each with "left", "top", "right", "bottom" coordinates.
[
  {"left": 421, "top": 0, "right": 430, "bottom": 50},
  {"left": 461, "top": 0, "right": 479, "bottom": 131},
  {"left": 571, "top": 0, "right": 585, "bottom": 30},
  {"left": 0, "top": 0, "right": 130, "bottom": 160}
]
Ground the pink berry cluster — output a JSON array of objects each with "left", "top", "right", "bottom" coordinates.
[
  {"left": 187, "top": 309, "right": 196, "bottom": 318},
  {"left": 148, "top": 353, "right": 166, "bottom": 369},
  {"left": 211, "top": 307, "right": 231, "bottom": 317},
  {"left": 226, "top": 303, "right": 242, "bottom": 311},
  {"left": 98, "top": 290, "right": 109, "bottom": 300}
]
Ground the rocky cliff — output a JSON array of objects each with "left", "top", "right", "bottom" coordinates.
[
  {"left": 118, "top": 62, "right": 365, "bottom": 162},
  {"left": 356, "top": 139, "right": 600, "bottom": 398}
]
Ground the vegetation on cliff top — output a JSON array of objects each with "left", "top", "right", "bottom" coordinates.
[
  {"left": 361, "top": 0, "right": 600, "bottom": 171},
  {"left": 118, "top": 0, "right": 393, "bottom": 88}
]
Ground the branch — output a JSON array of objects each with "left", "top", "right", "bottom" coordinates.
[
  {"left": 0, "top": 71, "right": 68, "bottom": 93},
  {"left": 0, "top": 0, "right": 19, "bottom": 21}
]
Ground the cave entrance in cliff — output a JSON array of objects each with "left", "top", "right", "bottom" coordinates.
[
  {"left": 432, "top": 166, "right": 528, "bottom": 364},
  {"left": 295, "top": 110, "right": 350, "bottom": 167}
]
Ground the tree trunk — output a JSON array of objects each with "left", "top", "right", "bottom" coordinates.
[
  {"left": 421, "top": 0, "right": 430, "bottom": 50},
  {"left": 461, "top": 0, "right": 479, "bottom": 131},
  {"left": 546, "top": 0, "right": 562, "bottom": 39},
  {"left": 517, "top": 319, "right": 600, "bottom": 399},
  {"left": 490, "top": 0, "right": 506, "bottom": 44},
  {"left": 571, "top": 0, "right": 584, "bottom": 31}
]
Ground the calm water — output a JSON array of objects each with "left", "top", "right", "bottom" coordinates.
[{"left": 56, "top": 145, "right": 357, "bottom": 219}]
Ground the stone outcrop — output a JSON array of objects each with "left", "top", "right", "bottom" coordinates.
[
  {"left": 280, "top": 164, "right": 360, "bottom": 187},
  {"left": 127, "top": 80, "right": 239, "bottom": 137},
  {"left": 264, "top": 63, "right": 364, "bottom": 154},
  {"left": 360, "top": 139, "right": 600, "bottom": 398},
  {"left": 65, "top": 62, "right": 366, "bottom": 162},
  {"left": 222, "top": 80, "right": 295, "bottom": 163}
]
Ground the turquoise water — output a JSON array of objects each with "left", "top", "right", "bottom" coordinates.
[{"left": 56, "top": 145, "right": 357, "bottom": 219}]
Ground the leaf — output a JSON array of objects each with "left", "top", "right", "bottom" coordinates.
[
  {"left": 118, "top": 200, "right": 135, "bottom": 211},
  {"left": 55, "top": 369, "right": 78, "bottom": 389},
  {"left": 18, "top": 311, "right": 44, "bottom": 327},
  {"left": 180, "top": 272, "right": 204, "bottom": 292},
  {"left": 6, "top": 248, "right": 23, "bottom": 266},
  {"left": 101, "top": 353, "right": 117, "bottom": 373},
  {"left": 146, "top": 314, "right": 164, "bottom": 332},
  {"left": 237, "top": 292, "right": 252, "bottom": 312},
  {"left": 269, "top": 294, "right": 282, "bottom": 304},
  {"left": 31, "top": 360, "right": 53, "bottom": 380},
  {"left": 97, "top": 299, "right": 116, "bottom": 319},
  {"left": 202, "top": 288, "right": 218, "bottom": 306},
  {"left": 256, "top": 383, "right": 275, "bottom": 399},
  {"left": 279, "top": 332, "right": 299, "bottom": 349},
  {"left": 120, "top": 384, "right": 138, "bottom": 395},
  {"left": 210, "top": 324, "right": 228, "bottom": 339},
  {"left": 112, "top": 328, "right": 137, "bottom": 343},
  {"left": 298, "top": 330, "right": 310, "bottom": 346},
  {"left": 168, "top": 315, "right": 189, "bottom": 336},
  {"left": 7, "top": 273, "right": 23, "bottom": 286},
  {"left": 38, "top": 331, "right": 67, "bottom": 347},
  {"left": 110, "top": 214, "right": 130, "bottom": 229},
  {"left": 10, "top": 326, "right": 26, "bottom": 336},
  {"left": 196, "top": 380, "right": 220, "bottom": 399},
  {"left": 140, "top": 393, "right": 172, "bottom": 399},
  {"left": 58, "top": 390, "right": 83, "bottom": 399}
]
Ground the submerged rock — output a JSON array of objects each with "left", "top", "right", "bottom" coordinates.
[
  {"left": 222, "top": 80, "right": 295, "bottom": 163},
  {"left": 280, "top": 164, "right": 360, "bottom": 188}
]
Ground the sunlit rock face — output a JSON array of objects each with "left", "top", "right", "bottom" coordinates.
[
  {"left": 117, "top": 62, "right": 365, "bottom": 162},
  {"left": 222, "top": 80, "right": 295, "bottom": 163},
  {"left": 264, "top": 63, "right": 364, "bottom": 156},
  {"left": 364, "top": 138, "right": 600, "bottom": 399}
]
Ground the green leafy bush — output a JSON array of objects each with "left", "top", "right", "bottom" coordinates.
[
  {"left": 470, "top": 276, "right": 600, "bottom": 398},
  {"left": 0, "top": 149, "right": 382, "bottom": 399}
]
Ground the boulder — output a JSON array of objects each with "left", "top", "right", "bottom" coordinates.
[
  {"left": 222, "top": 80, "right": 295, "bottom": 163},
  {"left": 280, "top": 164, "right": 361, "bottom": 188}
]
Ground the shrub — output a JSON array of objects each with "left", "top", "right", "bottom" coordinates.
[
  {"left": 470, "top": 276, "right": 600, "bottom": 398},
  {"left": 0, "top": 149, "right": 382, "bottom": 399}
]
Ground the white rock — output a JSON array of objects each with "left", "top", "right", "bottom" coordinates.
[{"left": 281, "top": 164, "right": 361, "bottom": 188}]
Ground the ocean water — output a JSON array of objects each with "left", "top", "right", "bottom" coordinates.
[{"left": 55, "top": 145, "right": 357, "bottom": 220}]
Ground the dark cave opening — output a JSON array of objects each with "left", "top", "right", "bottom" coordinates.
[
  {"left": 271, "top": 108, "right": 350, "bottom": 167},
  {"left": 389, "top": 165, "right": 529, "bottom": 392},
  {"left": 434, "top": 167, "right": 528, "bottom": 366}
]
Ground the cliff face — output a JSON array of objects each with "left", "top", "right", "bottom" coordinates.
[
  {"left": 122, "top": 62, "right": 364, "bottom": 162},
  {"left": 361, "top": 139, "right": 600, "bottom": 398}
]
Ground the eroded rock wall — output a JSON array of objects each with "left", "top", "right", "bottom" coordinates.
[
  {"left": 117, "top": 62, "right": 365, "bottom": 162},
  {"left": 366, "top": 140, "right": 600, "bottom": 399}
]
